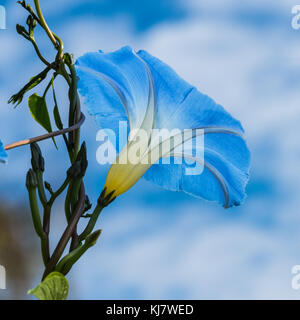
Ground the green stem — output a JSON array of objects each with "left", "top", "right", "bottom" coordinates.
[
  {"left": 43, "top": 74, "right": 57, "bottom": 99},
  {"left": 36, "top": 171, "right": 47, "bottom": 206},
  {"left": 28, "top": 187, "right": 44, "bottom": 238},
  {"left": 59, "top": 64, "right": 72, "bottom": 86},
  {"left": 30, "top": 38, "right": 51, "bottom": 66},
  {"left": 64, "top": 182, "right": 73, "bottom": 222},
  {"left": 70, "top": 179, "right": 82, "bottom": 214},
  {"left": 21, "top": 1, "right": 64, "bottom": 61},
  {"left": 54, "top": 35, "right": 64, "bottom": 60},
  {"left": 34, "top": 0, "right": 57, "bottom": 48},
  {"left": 42, "top": 177, "right": 71, "bottom": 266},
  {"left": 43, "top": 204, "right": 51, "bottom": 233},
  {"left": 40, "top": 236, "right": 50, "bottom": 266},
  {"left": 67, "top": 62, "right": 80, "bottom": 162},
  {"left": 42, "top": 183, "right": 86, "bottom": 279},
  {"left": 27, "top": 186, "right": 49, "bottom": 265},
  {"left": 48, "top": 176, "right": 71, "bottom": 207},
  {"left": 43, "top": 175, "right": 71, "bottom": 241},
  {"left": 79, "top": 203, "right": 104, "bottom": 242}
]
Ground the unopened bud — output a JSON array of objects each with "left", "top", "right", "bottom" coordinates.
[
  {"left": 26, "top": 169, "right": 38, "bottom": 189},
  {"left": 44, "top": 181, "right": 53, "bottom": 195},
  {"left": 85, "top": 229, "right": 101, "bottom": 248},
  {"left": 67, "top": 142, "right": 88, "bottom": 178},
  {"left": 26, "top": 15, "right": 33, "bottom": 27},
  {"left": 30, "top": 143, "right": 45, "bottom": 172},
  {"left": 26, "top": 15, "right": 37, "bottom": 35},
  {"left": 16, "top": 24, "right": 28, "bottom": 36},
  {"left": 67, "top": 161, "right": 81, "bottom": 178}
]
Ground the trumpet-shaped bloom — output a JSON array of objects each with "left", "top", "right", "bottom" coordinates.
[
  {"left": 0, "top": 140, "right": 7, "bottom": 164},
  {"left": 76, "top": 46, "right": 250, "bottom": 208}
]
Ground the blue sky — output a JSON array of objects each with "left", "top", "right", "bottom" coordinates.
[{"left": 1, "top": 0, "right": 300, "bottom": 299}]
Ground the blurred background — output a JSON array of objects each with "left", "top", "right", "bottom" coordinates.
[{"left": 0, "top": 0, "right": 300, "bottom": 299}]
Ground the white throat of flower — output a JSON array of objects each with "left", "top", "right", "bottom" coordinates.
[{"left": 104, "top": 50, "right": 156, "bottom": 197}]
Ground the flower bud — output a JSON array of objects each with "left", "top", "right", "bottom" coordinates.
[
  {"left": 26, "top": 15, "right": 33, "bottom": 27},
  {"left": 67, "top": 142, "right": 88, "bottom": 179},
  {"left": 44, "top": 181, "right": 53, "bottom": 195},
  {"left": 85, "top": 229, "right": 101, "bottom": 248},
  {"left": 30, "top": 143, "right": 45, "bottom": 172},
  {"left": 67, "top": 161, "right": 81, "bottom": 178},
  {"left": 26, "top": 15, "right": 37, "bottom": 35},
  {"left": 26, "top": 169, "right": 38, "bottom": 190},
  {"left": 16, "top": 24, "right": 28, "bottom": 37}
]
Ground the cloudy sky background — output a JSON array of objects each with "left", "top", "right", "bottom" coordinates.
[{"left": 1, "top": 0, "right": 300, "bottom": 299}]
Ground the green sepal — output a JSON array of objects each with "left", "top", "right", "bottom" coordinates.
[{"left": 28, "top": 272, "right": 69, "bottom": 300}]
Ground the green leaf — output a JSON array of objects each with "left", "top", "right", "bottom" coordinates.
[
  {"left": 29, "top": 94, "right": 52, "bottom": 132},
  {"left": 28, "top": 272, "right": 69, "bottom": 300},
  {"left": 28, "top": 93, "right": 57, "bottom": 148}
]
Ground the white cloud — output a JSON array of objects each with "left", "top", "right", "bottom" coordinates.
[{"left": 70, "top": 207, "right": 300, "bottom": 299}]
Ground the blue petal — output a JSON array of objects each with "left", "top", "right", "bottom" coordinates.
[
  {"left": 0, "top": 140, "right": 7, "bottom": 164},
  {"left": 76, "top": 47, "right": 250, "bottom": 207},
  {"left": 137, "top": 50, "right": 244, "bottom": 133},
  {"left": 76, "top": 46, "right": 151, "bottom": 131},
  {"left": 137, "top": 50, "right": 250, "bottom": 207},
  {"left": 144, "top": 134, "right": 250, "bottom": 208}
]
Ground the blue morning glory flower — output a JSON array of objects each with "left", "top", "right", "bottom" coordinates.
[
  {"left": 0, "top": 140, "right": 7, "bottom": 164},
  {"left": 76, "top": 46, "right": 250, "bottom": 208}
]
